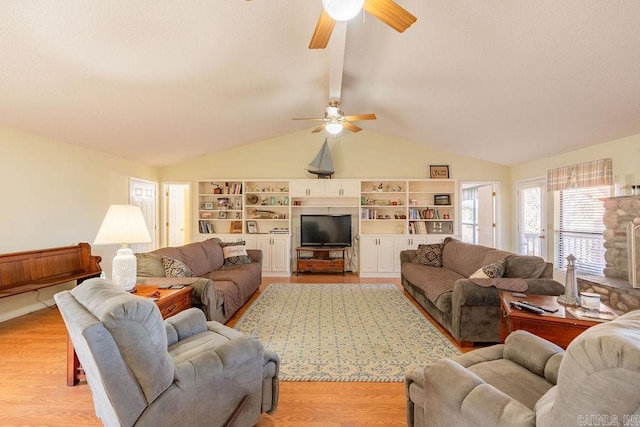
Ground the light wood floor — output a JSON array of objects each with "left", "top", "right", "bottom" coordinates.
[{"left": 0, "top": 275, "right": 467, "bottom": 426}]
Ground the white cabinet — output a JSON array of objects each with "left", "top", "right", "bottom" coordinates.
[
  {"left": 359, "top": 235, "right": 395, "bottom": 276},
  {"left": 246, "top": 235, "right": 290, "bottom": 276},
  {"left": 324, "top": 179, "right": 360, "bottom": 197},
  {"left": 290, "top": 180, "right": 326, "bottom": 197},
  {"left": 291, "top": 179, "right": 359, "bottom": 198}
]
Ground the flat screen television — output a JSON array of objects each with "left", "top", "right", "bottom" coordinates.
[{"left": 300, "top": 214, "right": 352, "bottom": 247}]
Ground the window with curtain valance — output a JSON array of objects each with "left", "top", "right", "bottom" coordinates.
[
  {"left": 546, "top": 158, "right": 612, "bottom": 192},
  {"left": 548, "top": 158, "right": 612, "bottom": 274}
]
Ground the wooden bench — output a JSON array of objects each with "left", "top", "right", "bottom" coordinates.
[{"left": 0, "top": 243, "right": 102, "bottom": 298}]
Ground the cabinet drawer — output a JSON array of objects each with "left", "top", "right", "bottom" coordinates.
[{"left": 158, "top": 292, "right": 191, "bottom": 319}]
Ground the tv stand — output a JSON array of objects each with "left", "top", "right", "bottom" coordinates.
[{"left": 296, "top": 247, "right": 346, "bottom": 275}]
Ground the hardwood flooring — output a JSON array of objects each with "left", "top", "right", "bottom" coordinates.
[{"left": 0, "top": 274, "right": 466, "bottom": 426}]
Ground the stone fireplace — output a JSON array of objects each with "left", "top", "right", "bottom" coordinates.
[
  {"left": 577, "top": 195, "right": 640, "bottom": 314},
  {"left": 602, "top": 195, "right": 640, "bottom": 281}
]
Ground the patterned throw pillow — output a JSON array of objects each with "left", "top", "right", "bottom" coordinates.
[
  {"left": 470, "top": 258, "right": 506, "bottom": 279},
  {"left": 221, "top": 241, "right": 252, "bottom": 266},
  {"left": 162, "top": 256, "right": 194, "bottom": 278},
  {"left": 412, "top": 243, "right": 443, "bottom": 267}
]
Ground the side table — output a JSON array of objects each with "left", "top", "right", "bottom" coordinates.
[
  {"left": 67, "top": 285, "right": 193, "bottom": 386},
  {"left": 499, "top": 291, "right": 615, "bottom": 349}
]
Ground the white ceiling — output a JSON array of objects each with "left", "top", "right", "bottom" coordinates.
[{"left": 1, "top": 1, "right": 639, "bottom": 167}]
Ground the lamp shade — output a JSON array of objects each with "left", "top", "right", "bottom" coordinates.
[
  {"left": 93, "top": 204, "right": 151, "bottom": 292},
  {"left": 323, "top": 0, "right": 364, "bottom": 21},
  {"left": 94, "top": 205, "right": 151, "bottom": 246}
]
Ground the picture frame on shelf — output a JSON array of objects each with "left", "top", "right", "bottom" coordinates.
[
  {"left": 434, "top": 194, "right": 451, "bottom": 205},
  {"left": 247, "top": 220, "right": 258, "bottom": 234},
  {"left": 430, "top": 165, "right": 450, "bottom": 179},
  {"left": 204, "top": 202, "right": 214, "bottom": 210},
  {"left": 218, "top": 211, "right": 227, "bottom": 219},
  {"left": 230, "top": 221, "right": 243, "bottom": 233}
]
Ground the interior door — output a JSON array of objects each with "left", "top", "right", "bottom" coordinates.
[
  {"left": 477, "top": 184, "right": 495, "bottom": 247},
  {"left": 166, "top": 184, "right": 189, "bottom": 247},
  {"left": 517, "top": 178, "right": 547, "bottom": 259},
  {"left": 460, "top": 182, "right": 498, "bottom": 247},
  {"left": 129, "top": 178, "right": 157, "bottom": 253}
]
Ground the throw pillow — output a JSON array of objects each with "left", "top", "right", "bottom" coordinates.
[
  {"left": 221, "top": 241, "right": 252, "bottom": 266},
  {"left": 135, "top": 253, "right": 166, "bottom": 277},
  {"left": 470, "top": 258, "right": 506, "bottom": 279},
  {"left": 162, "top": 256, "right": 194, "bottom": 278},
  {"left": 412, "top": 243, "right": 443, "bottom": 267}
]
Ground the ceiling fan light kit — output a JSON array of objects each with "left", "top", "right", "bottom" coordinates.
[
  {"left": 325, "top": 122, "right": 344, "bottom": 134},
  {"left": 322, "top": 0, "right": 364, "bottom": 21}
]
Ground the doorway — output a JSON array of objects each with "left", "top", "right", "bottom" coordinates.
[
  {"left": 516, "top": 178, "right": 547, "bottom": 259},
  {"left": 460, "top": 182, "right": 498, "bottom": 247},
  {"left": 163, "top": 183, "right": 191, "bottom": 247},
  {"left": 129, "top": 178, "right": 158, "bottom": 253}
]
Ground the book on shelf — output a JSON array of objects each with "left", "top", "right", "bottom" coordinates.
[{"left": 198, "top": 220, "right": 214, "bottom": 234}]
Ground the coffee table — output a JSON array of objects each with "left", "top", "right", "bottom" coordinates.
[
  {"left": 67, "top": 284, "right": 193, "bottom": 386},
  {"left": 499, "top": 291, "right": 615, "bottom": 349}
]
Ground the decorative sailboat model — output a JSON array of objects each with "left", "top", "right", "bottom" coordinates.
[{"left": 305, "top": 139, "right": 334, "bottom": 178}]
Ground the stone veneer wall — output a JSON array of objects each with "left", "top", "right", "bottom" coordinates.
[
  {"left": 602, "top": 195, "right": 640, "bottom": 280},
  {"left": 578, "top": 275, "right": 639, "bottom": 314}
]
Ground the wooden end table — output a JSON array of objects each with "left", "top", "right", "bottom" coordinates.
[
  {"left": 67, "top": 285, "right": 193, "bottom": 386},
  {"left": 499, "top": 291, "right": 615, "bottom": 349}
]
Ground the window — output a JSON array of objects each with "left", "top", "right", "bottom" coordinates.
[{"left": 555, "top": 186, "right": 610, "bottom": 275}]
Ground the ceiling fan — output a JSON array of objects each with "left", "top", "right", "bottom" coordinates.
[
  {"left": 309, "top": 0, "right": 417, "bottom": 49},
  {"left": 292, "top": 100, "right": 376, "bottom": 134}
]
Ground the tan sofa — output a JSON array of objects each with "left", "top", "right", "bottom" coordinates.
[
  {"left": 136, "top": 238, "right": 262, "bottom": 323},
  {"left": 405, "top": 309, "right": 640, "bottom": 427},
  {"left": 401, "top": 238, "right": 564, "bottom": 346}
]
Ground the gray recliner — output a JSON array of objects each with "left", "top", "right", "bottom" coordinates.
[
  {"left": 55, "top": 278, "right": 279, "bottom": 427},
  {"left": 406, "top": 309, "right": 640, "bottom": 426}
]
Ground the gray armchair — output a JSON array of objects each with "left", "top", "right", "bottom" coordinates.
[
  {"left": 55, "top": 278, "right": 279, "bottom": 427},
  {"left": 406, "top": 309, "right": 640, "bottom": 427}
]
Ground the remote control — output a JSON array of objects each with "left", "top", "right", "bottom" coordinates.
[
  {"left": 510, "top": 301, "right": 544, "bottom": 314},
  {"left": 517, "top": 300, "right": 559, "bottom": 313}
]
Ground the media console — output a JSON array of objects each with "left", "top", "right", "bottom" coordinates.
[{"left": 296, "top": 247, "right": 346, "bottom": 275}]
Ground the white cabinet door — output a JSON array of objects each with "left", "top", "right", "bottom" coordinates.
[
  {"left": 360, "top": 235, "right": 395, "bottom": 274},
  {"left": 270, "top": 235, "right": 290, "bottom": 273},
  {"left": 324, "top": 179, "right": 360, "bottom": 197},
  {"left": 359, "top": 236, "right": 380, "bottom": 273},
  {"left": 376, "top": 236, "right": 395, "bottom": 273},
  {"left": 290, "top": 180, "right": 310, "bottom": 197},
  {"left": 255, "top": 235, "right": 290, "bottom": 274},
  {"left": 290, "top": 180, "right": 326, "bottom": 197}
]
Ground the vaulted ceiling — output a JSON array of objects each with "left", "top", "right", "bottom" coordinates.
[{"left": 1, "top": 1, "right": 639, "bottom": 167}]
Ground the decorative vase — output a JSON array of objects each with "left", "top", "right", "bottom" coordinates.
[{"left": 558, "top": 253, "right": 581, "bottom": 306}]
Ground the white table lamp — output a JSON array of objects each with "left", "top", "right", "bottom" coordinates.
[{"left": 93, "top": 205, "right": 151, "bottom": 291}]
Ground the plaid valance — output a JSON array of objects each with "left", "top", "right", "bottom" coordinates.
[{"left": 547, "top": 158, "right": 613, "bottom": 192}]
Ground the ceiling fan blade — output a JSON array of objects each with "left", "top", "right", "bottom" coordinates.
[
  {"left": 343, "top": 122, "right": 363, "bottom": 133},
  {"left": 364, "top": 0, "right": 417, "bottom": 33},
  {"left": 344, "top": 113, "right": 377, "bottom": 121},
  {"left": 309, "top": 9, "right": 336, "bottom": 49},
  {"left": 292, "top": 118, "right": 325, "bottom": 121},
  {"left": 312, "top": 123, "right": 328, "bottom": 133}
]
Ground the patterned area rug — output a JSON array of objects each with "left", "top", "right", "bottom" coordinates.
[{"left": 234, "top": 283, "right": 460, "bottom": 381}]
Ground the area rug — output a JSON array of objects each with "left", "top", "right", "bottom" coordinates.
[{"left": 234, "top": 283, "right": 460, "bottom": 381}]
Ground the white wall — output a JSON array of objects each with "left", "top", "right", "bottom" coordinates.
[
  {"left": 510, "top": 132, "right": 640, "bottom": 269},
  {"left": 161, "top": 128, "right": 513, "bottom": 248},
  {"left": 0, "top": 126, "right": 158, "bottom": 321}
]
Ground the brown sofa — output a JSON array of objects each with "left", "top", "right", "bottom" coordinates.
[
  {"left": 136, "top": 238, "right": 262, "bottom": 323},
  {"left": 400, "top": 238, "right": 564, "bottom": 346}
]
